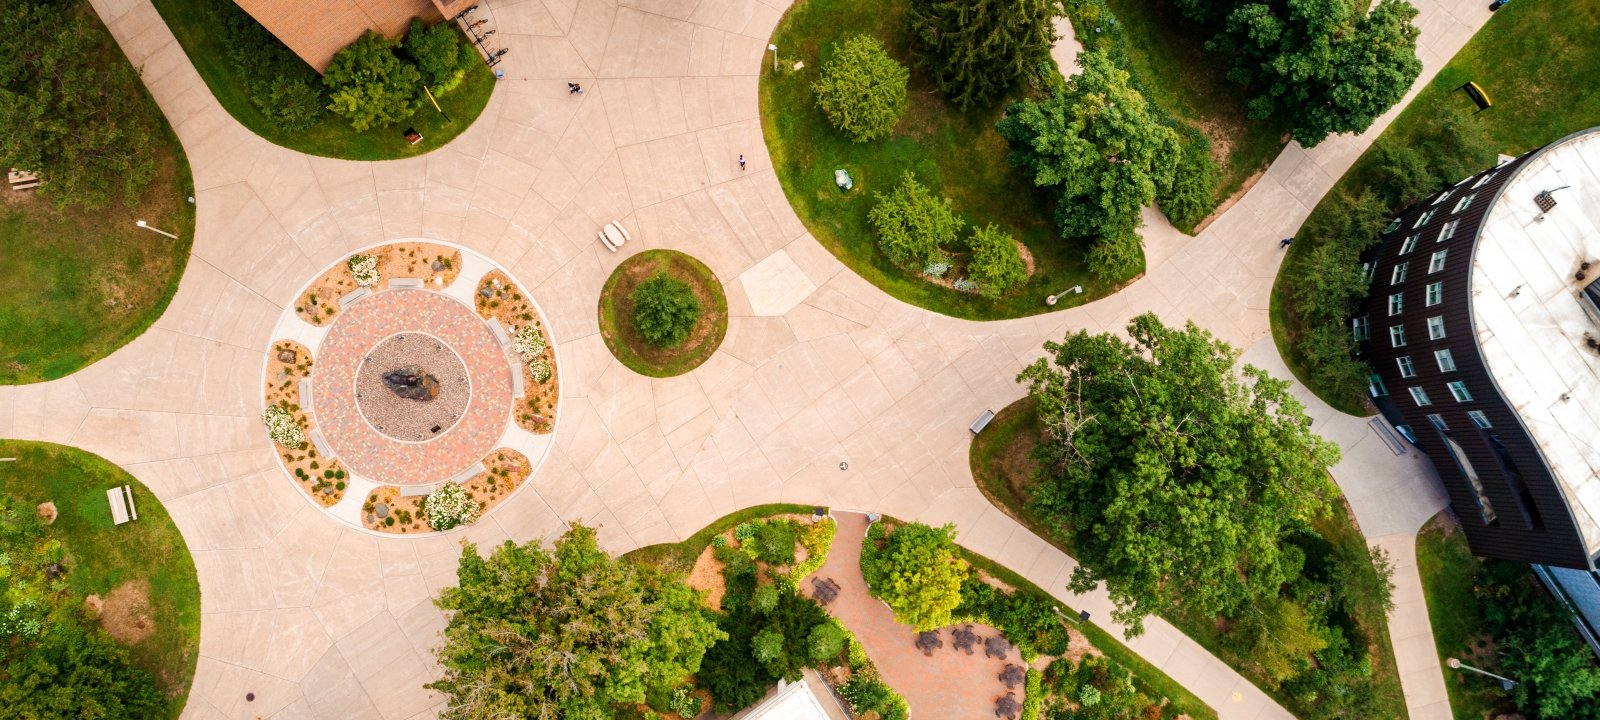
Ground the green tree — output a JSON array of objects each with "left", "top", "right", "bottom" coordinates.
[
  {"left": 807, "top": 621, "right": 848, "bottom": 662},
  {"left": 323, "top": 30, "right": 423, "bottom": 132},
  {"left": 908, "top": 0, "right": 1059, "bottom": 110},
  {"left": 997, "top": 51, "right": 1180, "bottom": 242},
  {"left": 861, "top": 522, "right": 969, "bottom": 631},
  {"left": 868, "top": 172, "right": 966, "bottom": 268},
  {"left": 1208, "top": 0, "right": 1422, "bottom": 147},
  {"left": 1474, "top": 562, "right": 1600, "bottom": 718},
  {"left": 0, "top": 0, "right": 157, "bottom": 210},
  {"left": 405, "top": 17, "right": 468, "bottom": 91},
  {"left": 966, "top": 224, "right": 1028, "bottom": 298},
  {"left": 812, "top": 35, "right": 910, "bottom": 142},
  {"left": 1020, "top": 314, "right": 1340, "bottom": 635},
  {"left": 632, "top": 272, "right": 702, "bottom": 347},
  {"left": 1085, "top": 228, "right": 1144, "bottom": 283},
  {"left": 1158, "top": 129, "right": 1220, "bottom": 231},
  {"left": 429, "top": 525, "right": 725, "bottom": 719}
]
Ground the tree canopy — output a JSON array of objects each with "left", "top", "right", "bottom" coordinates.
[
  {"left": 632, "top": 272, "right": 702, "bottom": 348},
  {"left": 909, "top": 0, "right": 1058, "bottom": 110},
  {"left": 1019, "top": 314, "right": 1340, "bottom": 634},
  {"left": 868, "top": 171, "right": 965, "bottom": 269},
  {"left": 1208, "top": 0, "right": 1422, "bottom": 147},
  {"left": 861, "top": 522, "right": 969, "bottom": 631},
  {"left": 0, "top": 0, "right": 157, "bottom": 210},
  {"left": 429, "top": 525, "right": 725, "bottom": 719},
  {"left": 812, "top": 35, "right": 910, "bottom": 142},
  {"left": 323, "top": 30, "right": 423, "bottom": 132}
]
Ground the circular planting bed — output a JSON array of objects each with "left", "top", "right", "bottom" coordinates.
[{"left": 598, "top": 250, "right": 728, "bottom": 377}]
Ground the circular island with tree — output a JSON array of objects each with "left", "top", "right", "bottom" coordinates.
[{"left": 598, "top": 250, "right": 728, "bottom": 378}]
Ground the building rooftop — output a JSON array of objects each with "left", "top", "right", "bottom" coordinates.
[
  {"left": 234, "top": 0, "right": 442, "bottom": 72},
  {"left": 1470, "top": 128, "right": 1600, "bottom": 557}
]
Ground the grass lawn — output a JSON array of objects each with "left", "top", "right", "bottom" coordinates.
[
  {"left": 971, "top": 397, "right": 1407, "bottom": 719},
  {"left": 0, "top": 5, "right": 194, "bottom": 385},
  {"left": 762, "top": 0, "right": 1123, "bottom": 321},
  {"left": 1272, "top": 0, "right": 1600, "bottom": 411},
  {"left": 598, "top": 250, "right": 728, "bottom": 378},
  {"left": 621, "top": 504, "right": 817, "bottom": 569},
  {"left": 1101, "top": 0, "right": 1292, "bottom": 221},
  {"left": 0, "top": 440, "right": 201, "bottom": 717},
  {"left": 149, "top": 0, "right": 495, "bottom": 160},
  {"left": 1416, "top": 512, "right": 1518, "bottom": 719}
]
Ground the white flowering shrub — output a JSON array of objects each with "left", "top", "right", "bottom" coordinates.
[
  {"left": 347, "top": 254, "right": 379, "bottom": 286},
  {"left": 511, "top": 325, "right": 547, "bottom": 362},
  {"left": 528, "top": 358, "right": 552, "bottom": 383},
  {"left": 952, "top": 277, "right": 978, "bottom": 293},
  {"left": 922, "top": 261, "right": 951, "bottom": 279},
  {"left": 424, "top": 482, "right": 480, "bottom": 530},
  {"left": 262, "top": 404, "right": 305, "bottom": 447}
]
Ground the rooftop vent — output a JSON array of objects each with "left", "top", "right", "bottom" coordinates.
[{"left": 1535, "top": 191, "right": 1558, "bottom": 213}]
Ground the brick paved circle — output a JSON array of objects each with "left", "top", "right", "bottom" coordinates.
[{"left": 312, "top": 290, "right": 512, "bottom": 485}]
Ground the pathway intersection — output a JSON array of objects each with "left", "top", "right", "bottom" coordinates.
[{"left": 0, "top": 0, "right": 1491, "bottom": 717}]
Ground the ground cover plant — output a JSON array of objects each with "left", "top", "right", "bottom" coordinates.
[
  {"left": 148, "top": 0, "right": 493, "bottom": 159},
  {"left": 0, "top": 0, "right": 194, "bottom": 384},
  {"left": 599, "top": 250, "right": 727, "bottom": 377},
  {"left": 0, "top": 440, "right": 200, "bottom": 719},
  {"left": 1271, "top": 0, "right": 1600, "bottom": 412}
]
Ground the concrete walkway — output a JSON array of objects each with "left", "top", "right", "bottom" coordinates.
[{"left": 0, "top": 0, "right": 1493, "bottom": 717}]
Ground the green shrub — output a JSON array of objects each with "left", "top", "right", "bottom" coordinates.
[
  {"left": 812, "top": 35, "right": 910, "bottom": 142},
  {"left": 667, "top": 687, "right": 702, "bottom": 719},
  {"left": 753, "top": 584, "right": 780, "bottom": 613},
  {"left": 711, "top": 534, "right": 728, "bottom": 549},
  {"left": 1159, "top": 131, "right": 1221, "bottom": 232},
  {"left": 808, "top": 621, "right": 848, "bottom": 662},
  {"left": 404, "top": 18, "right": 468, "bottom": 91},
  {"left": 1021, "top": 668, "right": 1042, "bottom": 720},
  {"left": 733, "top": 522, "right": 759, "bottom": 541},
  {"left": 966, "top": 224, "right": 1028, "bottom": 298},
  {"left": 839, "top": 675, "right": 910, "bottom": 720},
  {"left": 209, "top": 0, "right": 326, "bottom": 131},
  {"left": 791, "top": 518, "right": 836, "bottom": 579},
  {"left": 755, "top": 520, "right": 799, "bottom": 565},
  {"left": 751, "top": 627, "right": 784, "bottom": 664},
  {"left": 1086, "top": 229, "right": 1144, "bottom": 283},
  {"left": 861, "top": 522, "right": 969, "bottom": 631},
  {"left": 869, "top": 172, "right": 965, "bottom": 268},
  {"left": 323, "top": 30, "right": 423, "bottom": 132},
  {"left": 631, "top": 272, "right": 702, "bottom": 347}
]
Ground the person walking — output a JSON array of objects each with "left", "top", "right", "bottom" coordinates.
[
  {"left": 567, "top": 82, "right": 583, "bottom": 95},
  {"left": 738, "top": 154, "right": 746, "bottom": 171},
  {"left": 1279, "top": 237, "right": 1293, "bottom": 249}
]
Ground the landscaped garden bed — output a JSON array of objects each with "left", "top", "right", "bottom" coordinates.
[
  {"left": 475, "top": 270, "right": 558, "bottom": 434},
  {"left": 295, "top": 243, "right": 461, "bottom": 326},
  {"left": 360, "top": 447, "right": 530, "bottom": 534},
  {"left": 262, "top": 340, "right": 347, "bottom": 506},
  {"left": 597, "top": 250, "right": 728, "bottom": 378}
]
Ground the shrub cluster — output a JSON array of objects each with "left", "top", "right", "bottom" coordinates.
[
  {"left": 423, "top": 482, "right": 479, "bottom": 531},
  {"left": 1473, "top": 561, "right": 1600, "bottom": 717},
  {"left": 631, "top": 272, "right": 702, "bottom": 348},
  {"left": 870, "top": 173, "right": 1030, "bottom": 297},
  {"left": 208, "top": 0, "right": 326, "bottom": 131}
]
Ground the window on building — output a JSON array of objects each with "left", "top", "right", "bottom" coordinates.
[
  {"left": 1438, "top": 220, "right": 1460, "bottom": 242},
  {"left": 1391, "top": 263, "right": 1408, "bottom": 285},
  {"left": 1432, "top": 189, "right": 1454, "bottom": 206},
  {"left": 1429, "top": 249, "right": 1448, "bottom": 273},
  {"left": 1427, "top": 316, "right": 1446, "bottom": 340},
  {"left": 1391, "top": 325, "right": 1407, "bottom": 347},
  {"left": 1400, "top": 235, "right": 1419, "bottom": 255},
  {"left": 1369, "top": 373, "right": 1388, "bottom": 397},
  {"left": 1468, "top": 410, "right": 1491, "bottom": 428},
  {"left": 1390, "top": 293, "right": 1405, "bottom": 315},
  {"left": 1485, "top": 433, "right": 1543, "bottom": 529},
  {"left": 1351, "top": 316, "right": 1370, "bottom": 341},
  {"left": 1472, "top": 171, "right": 1497, "bottom": 189},
  {"left": 1410, "top": 387, "right": 1432, "bottom": 406},
  {"left": 1395, "top": 424, "right": 1418, "bottom": 443},
  {"left": 1414, "top": 209, "right": 1438, "bottom": 228},
  {"left": 1384, "top": 218, "right": 1401, "bottom": 234},
  {"left": 1448, "top": 381, "right": 1473, "bottom": 402},
  {"left": 1442, "top": 434, "right": 1498, "bottom": 525},
  {"left": 1453, "top": 193, "right": 1476, "bottom": 213},
  {"left": 1435, "top": 348, "right": 1457, "bottom": 372},
  {"left": 1397, "top": 356, "right": 1416, "bottom": 377},
  {"left": 1426, "top": 282, "right": 1443, "bottom": 306},
  {"left": 1427, "top": 414, "right": 1449, "bottom": 431},
  {"left": 1362, "top": 261, "right": 1376, "bottom": 283}
]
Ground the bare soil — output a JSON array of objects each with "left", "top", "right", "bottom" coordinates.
[
  {"left": 263, "top": 339, "right": 346, "bottom": 506},
  {"left": 101, "top": 579, "right": 155, "bottom": 645},
  {"left": 295, "top": 243, "right": 462, "bottom": 326},
  {"left": 363, "top": 447, "right": 532, "bottom": 534},
  {"left": 687, "top": 542, "right": 727, "bottom": 610},
  {"left": 476, "top": 270, "right": 558, "bottom": 434}
]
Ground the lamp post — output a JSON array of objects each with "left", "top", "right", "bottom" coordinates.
[
  {"left": 1446, "top": 658, "right": 1517, "bottom": 691},
  {"left": 134, "top": 220, "right": 178, "bottom": 239},
  {"left": 1045, "top": 286, "right": 1083, "bottom": 306},
  {"left": 768, "top": 44, "right": 778, "bottom": 72}
]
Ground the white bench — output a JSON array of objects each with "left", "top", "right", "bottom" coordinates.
[
  {"left": 510, "top": 357, "right": 525, "bottom": 398},
  {"left": 388, "top": 277, "right": 425, "bottom": 289},
  {"left": 486, "top": 317, "right": 511, "bottom": 347},
  {"left": 107, "top": 485, "right": 137, "bottom": 525},
  {"left": 337, "top": 287, "right": 370, "bottom": 309},
  {"left": 400, "top": 484, "right": 437, "bottom": 497},
  {"left": 969, "top": 409, "right": 996, "bottom": 434},
  {"left": 309, "top": 429, "right": 335, "bottom": 460},
  {"left": 450, "top": 462, "right": 486, "bottom": 485},
  {"left": 299, "top": 378, "right": 314, "bottom": 414},
  {"left": 10, "top": 181, "right": 38, "bottom": 191}
]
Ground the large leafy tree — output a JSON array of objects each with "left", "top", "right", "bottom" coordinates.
[
  {"left": 861, "top": 522, "right": 969, "bottom": 631},
  {"left": 1208, "top": 0, "right": 1421, "bottom": 147},
  {"left": 996, "top": 51, "right": 1179, "bottom": 279},
  {"left": 429, "top": 525, "right": 725, "bottom": 719},
  {"left": 812, "top": 35, "right": 910, "bottom": 142},
  {"left": 1019, "top": 314, "right": 1340, "bottom": 635},
  {"left": 908, "top": 0, "right": 1059, "bottom": 110},
  {"left": 323, "top": 30, "right": 423, "bottom": 132},
  {"left": 0, "top": 0, "right": 157, "bottom": 210}
]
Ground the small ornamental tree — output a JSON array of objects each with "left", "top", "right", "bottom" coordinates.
[
  {"left": 423, "top": 482, "right": 479, "bottom": 530},
  {"left": 966, "top": 225, "right": 1027, "bottom": 298},
  {"left": 323, "top": 31, "right": 423, "bottom": 132},
  {"left": 404, "top": 18, "right": 468, "bottom": 91},
  {"left": 868, "top": 172, "right": 965, "bottom": 268},
  {"left": 632, "top": 273, "right": 702, "bottom": 347},
  {"left": 861, "top": 522, "right": 969, "bottom": 631},
  {"left": 812, "top": 35, "right": 910, "bottom": 142}
]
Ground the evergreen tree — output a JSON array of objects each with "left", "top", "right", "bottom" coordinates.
[{"left": 909, "top": 0, "right": 1059, "bottom": 110}]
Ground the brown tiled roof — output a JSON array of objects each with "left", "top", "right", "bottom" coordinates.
[{"left": 234, "top": 0, "right": 441, "bottom": 73}]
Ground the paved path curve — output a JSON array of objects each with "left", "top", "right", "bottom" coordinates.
[{"left": 0, "top": 0, "right": 1491, "bottom": 717}]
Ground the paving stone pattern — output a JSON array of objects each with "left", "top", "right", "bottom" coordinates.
[{"left": 0, "top": 0, "right": 1493, "bottom": 717}]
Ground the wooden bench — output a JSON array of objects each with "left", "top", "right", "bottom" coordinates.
[
  {"left": 107, "top": 485, "right": 137, "bottom": 525},
  {"left": 388, "top": 277, "right": 425, "bottom": 289},
  {"left": 337, "top": 287, "right": 370, "bottom": 309},
  {"left": 400, "top": 484, "right": 437, "bottom": 497},
  {"left": 299, "top": 378, "right": 314, "bottom": 414},
  {"left": 486, "top": 317, "right": 511, "bottom": 347},
  {"left": 969, "top": 409, "right": 996, "bottom": 434},
  {"left": 309, "top": 429, "right": 336, "bottom": 460}
]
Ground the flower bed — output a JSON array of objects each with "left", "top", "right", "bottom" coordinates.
[
  {"left": 294, "top": 243, "right": 461, "bottom": 326},
  {"left": 360, "top": 447, "right": 530, "bottom": 533},
  {"left": 475, "top": 271, "right": 558, "bottom": 434},
  {"left": 262, "top": 340, "right": 347, "bottom": 505}
]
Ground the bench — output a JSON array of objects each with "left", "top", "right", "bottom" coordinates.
[
  {"left": 107, "top": 485, "right": 137, "bottom": 525},
  {"left": 299, "top": 378, "right": 314, "bottom": 414},
  {"left": 400, "top": 484, "right": 437, "bottom": 497},
  {"left": 510, "top": 357, "right": 525, "bottom": 398},
  {"left": 969, "top": 409, "right": 996, "bottom": 434},
  {"left": 597, "top": 221, "right": 631, "bottom": 252},
  {"left": 388, "top": 277, "right": 425, "bottom": 289},
  {"left": 10, "top": 181, "right": 38, "bottom": 191},
  {"left": 309, "top": 429, "right": 336, "bottom": 460},
  {"left": 486, "top": 317, "right": 511, "bottom": 347},
  {"left": 337, "top": 287, "right": 370, "bottom": 309},
  {"left": 449, "top": 462, "right": 486, "bottom": 485}
]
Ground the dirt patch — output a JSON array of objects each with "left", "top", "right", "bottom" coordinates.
[
  {"left": 977, "top": 568, "right": 1016, "bottom": 593},
  {"left": 477, "top": 271, "right": 559, "bottom": 434},
  {"left": 84, "top": 593, "right": 103, "bottom": 617},
  {"left": 100, "top": 580, "right": 155, "bottom": 645},
  {"left": 1057, "top": 627, "right": 1103, "bottom": 665},
  {"left": 296, "top": 243, "right": 462, "bottom": 326},
  {"left": 687, "top": 541, "right": 728, "bottom": 610},
  {"left": 1016, "top": 240, "right": 1036, "bottom": 278},
  {"left": 36, "top": 502, "right": 56, "bottom": 524}
]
